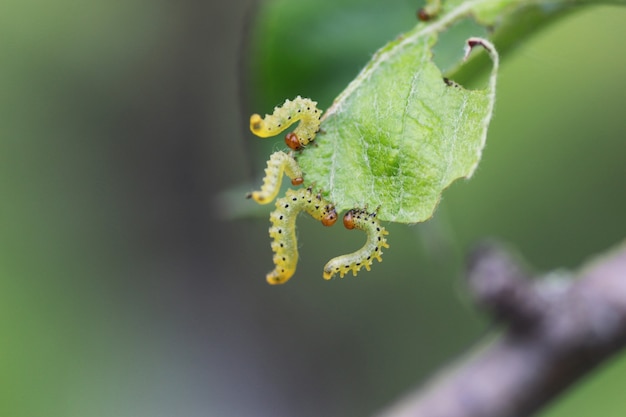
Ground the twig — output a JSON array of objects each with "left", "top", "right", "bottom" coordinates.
[{"left": 375, "top": 240, "right": 626, "bottom": 417}]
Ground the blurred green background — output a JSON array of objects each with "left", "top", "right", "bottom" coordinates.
[{"left": 0, "top": 0, "right": 624, "bottom": 416}]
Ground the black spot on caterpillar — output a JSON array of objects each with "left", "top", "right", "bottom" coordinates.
[
  {"left": 247, "top": 151, "right": 303, "bottom": 204},
  {"left": 267, "top": 188, "right": 337, "bottom": 285},
  {"left": 323, "top": 209, "right": 389, "bottom": 280},
  {"left": 249, "top": 96, "right": 322, "bottom": 150}
]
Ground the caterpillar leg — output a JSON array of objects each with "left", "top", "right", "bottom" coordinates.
[
  {"left": 246, "top": 151, "right": 303, "bottom": 204},
  {"left": 249, "top": 96, "right": 322, "bottom": 150},
  {"left": 267, "top": 188, "right": 337, "bottom": 285},
  {"left": 323, "top": 209, "right": 390, "bottom": 280}
]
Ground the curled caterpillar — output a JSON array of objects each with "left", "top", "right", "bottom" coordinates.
[
  {"left": 323, "top": 209, "right": 389, "bottom": 280},
  {"left": 247, "top": 151, "right": 303, "bottom": 204},
  {"left": 249, "top": 96, "right": 322, "bottom": 150},
  {"left": 267, "top": 187, "right": 338, "bottom": 285}
]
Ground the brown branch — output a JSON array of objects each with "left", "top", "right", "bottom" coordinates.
[{"left": 375, "top": 240, "right": 626, "bottom": 417}]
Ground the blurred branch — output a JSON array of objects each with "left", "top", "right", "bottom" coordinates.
[{"left": 375, "top": 240, "right": 626, "bottom": 417}]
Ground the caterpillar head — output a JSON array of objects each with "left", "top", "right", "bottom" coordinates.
[
  {"left": 285, "top": 132, "right": 302, "bottom": 151},
  {"left": 343, "top": 210, "right": 357, "bottom": 229},
  {"left": 322, "top": 206, "right": 338, "bottom": 227}
]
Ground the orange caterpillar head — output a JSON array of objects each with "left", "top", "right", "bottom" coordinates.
[{"left": 285, "top": 132, "right": 302, "bottom": 151}]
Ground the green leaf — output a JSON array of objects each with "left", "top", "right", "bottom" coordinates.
[
  {"left": 297, "top": 30, "right": 498, "bottom": 223},
  {"left": 237, "top": 0, "right": 624, "bottom": 222}
]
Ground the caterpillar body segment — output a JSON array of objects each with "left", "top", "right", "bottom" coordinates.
[
  {"left": 267, "top": 188, "right": 338, "bottom": 285},
  {"left": 249, "top": 96, "right": 322, "bottom": 150},
  {"left": 247, "top": 151, "right": 303, "bottom": 204},
  {"left": 323, "top": 209, "right": 389, "bottom": 280}
]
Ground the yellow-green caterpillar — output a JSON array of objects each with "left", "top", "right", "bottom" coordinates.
[
  {"left": 247, "top": 151, "right": 303, "bottom": 204},
  {"left": 249, "top": 96, "right": 322, "bottom": 150},
  {"left": 248, "top": 96, "right": 390, "bottom": 283},
  {"left": 323, "top": 209, "right": 389, "bottom": 280},
  {"left": 267, "top": 188, "right": 338, "bottom": 284}
]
